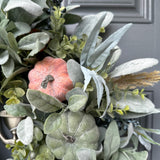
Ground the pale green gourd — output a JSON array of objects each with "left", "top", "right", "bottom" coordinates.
[{"left": 46, "top": 111, "right": 99, "bottom": 160}]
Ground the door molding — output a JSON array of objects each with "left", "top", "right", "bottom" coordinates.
[{"left": 65, "top": 0, "right": 153, "bottom": 23}]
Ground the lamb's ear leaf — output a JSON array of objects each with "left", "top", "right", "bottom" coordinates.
[
  {"left": 17, "top": 117, "right": 34, "bottom": 145},
  {"left": 104, "top": 120, "right": 120, "bottom": 160},
  {"left": 18, "top": 32, "right": 50, "bottom": 50},
  {"left": 4, "top": 0, "right": 43, "bottom": 17},
  {"left": 110, "top": 58, "right": 159, "bottom": 78},
  {"left": 116, "top": 92, "right": 156, "bottom": 114},
  {"left": 66, "top": 5, "right": 80, "bottom": 12},
  {"left": 26, "top": 89, "right": 63, "bottom": 113},
  {"left": 79, "top": 12, "right": 107, "bottom": 66},
  {"left": 87, "top": 23, "right": 132, "bottom": 68},
  {"left": 2, "top": 57, "right": 14, "bottom": 78},
  {"left": 0, "top": 50, "right": 9, "bottom": 65}
]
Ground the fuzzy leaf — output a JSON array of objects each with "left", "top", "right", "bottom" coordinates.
[
  {"left": 76, "top": 149, "right": 96, "bottom": 160},
  {"left": 7, "top": 32, "right": 19, "bottom": 51},
  {"left": 101, "top": 12, "right": 114, "bottom": 28},
  {"left": 66, "top": 5, "right": 80, "bottom": 12},
  {"left": 0, "top": 50, "right": 9, "bottom": 65},
  {"left": 79, "top": 12, "right": 107, "bottom": 65},
  {"left": 104, "top": 120, "right": 120, "bottom": 160},
  {"left": 68, "top": 94, "right": 88, "bottom": 112},
  {"left": 1, "top": 57, "right": 14, "bottom": 78},
  {"left": 18, "top": 32, "right": 50, "bottom": 50},
  {"left": 4, "top": 103, "right": 33, "bottom": 117},
  {"left": 64, "top": 13, "right": 81, "bottom": 24},
  {"left": 17, "top": 117, "right": 33, "bottom": 145},
  {"left": 14, "top": 22, "right": 31, "bottom": 37},
  {"left": 116, "top": 92, "right": 156, "bottom": 114},
  {"left": 118, "top": 150, "right": 148, "bottom": 160},
  {"left": 4, "top": 0, "right": 43, "bottom": 17},
  {"left": 67, "top": 59, "right": 84, "bottom": 85},
  {"left": 88, "top": 23, "right": 132, "bottom": 69},
  {"left": 26, "top": 89, "right": 63, "bottom": 113},
  {"left": 44, "top": 113, "right": 62, "bottom": 134},
  {"left": 110, "top": 58, "right": 159, "bottom": 78}
]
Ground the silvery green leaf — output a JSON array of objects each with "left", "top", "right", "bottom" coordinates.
[
  {"left": 18, "top": 32, "right": 50, "bottom": 50},
  {"left": 87, "top": 23, "right": 132, "bottom": 68},
  {"left": 67, "top": 59, "right": 84, "bottom": 85},
  {"left": 32, "top": 0, "right": 48, "bottom": 8},
  {"left": 0, "top": 27, "right": 9, "bottom": 44},
  {"left": 81, "top": 66, "right": 110, "bottom": 116},
  {"left": 4, "top": 103, "right": 33, "bottom": 117},
  {"left": 1, "top": 57, "right": 14, "bottom": 78},
  {"left": 0, "top": 50, "right": 9, "bottom": 65},
  {"left": 76, "top": 148, "right": 96, "bottom": 160},
  {"left": 116, "top": 92, "right": 156, "bottom": 113},
  {"left": 135, "top": 127, "right": 160, "bottom": 146},
  {"left": 109, "top": 46, "right": 121, "bottom": 66},
  {"left": 17, "top": 117, "right": 33, "bottom": 145},
  {"left": 102, "top": 12, "right": 114, "bottom": 28},
  {"left": 118, "top": 150, "right": 148, "bottom": 160},
  {"left": 26, "top": 89, "right": 63, "bottom": 113},
  {"left": 7, "top": 32, "right": 19, "bottom": 51},
  {"left": 140, "top": 126, "right": 160, "bottom": 135},
  {"left": 110, "top": 58, "right": 159, "bottom": 78},
  {"left": 80, "top": 12, "right": 107, "bottom": 66},
  {"left": 66, "top": 5, "right": 80, "bottom": 12},
  {"left": 120, "top": 123, "right": 134, "bottom": 148},
  {"left": 68, "top": 94, "right": 88, "bottom": 112},
  {"left": 138, "top": 135, "right": 151, "bottom": 151},
  {"left": 7, "top": 47, "right": 22, "bottom": 63},
  {"left": 14, "top": 22, "right": 31, "bottom": 37},
  {"left": 66, "top": 87, "right": 87, "bottom": 101},
  {"left": 44, "top": 113, "right": 62, "bottom": 134},
  {"left": 4, "top": 0, "right": 43, "bottom": 17},
  {"left": 27, "top": 39, "right": 45, "bottom": 57},
  {"left": 104, "top": 120, "right": 120, "bottom": 160},
  {"left": 98, "top": 127, "right": 106, "bottom": 147},
  {"left": 120, "top": 109, "right": 160, "bottom": 119},
  {"left": 0, "top": 19, "right": 9, "bottom": 28}
]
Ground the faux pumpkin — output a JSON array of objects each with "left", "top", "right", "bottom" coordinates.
[
  {"left": 28, "top": 56, "right": 73, "bottom": 101},
  {"left": 45, "top": 111, "right": 99, "bottom": 160}
]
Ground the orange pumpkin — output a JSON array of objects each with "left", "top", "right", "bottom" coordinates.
[{"left": 28, "top": 56, "right": 73, "bottom": 101}]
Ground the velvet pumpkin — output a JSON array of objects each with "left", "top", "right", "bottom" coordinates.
[{"left": 28, "top": 56, "right": 73, "bottom": 101}]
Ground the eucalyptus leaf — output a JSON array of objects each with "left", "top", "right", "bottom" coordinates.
[
  {"left": 17, "top": 117, "right": 33, "bottom": 145},
  {"left": 44, "top": 113, "right": 62, "bottom": 134},
  {"left": 13, "top": 22, "right": 31, "bottom": 37},
  {"left": 76, "top": 148, "right": 96, "bottom": 160},
  {"left": 26, "top": 89, "right": 63, "bottom": 113},
  {"left": 104, "top": 120, "right": 120, "bottom": 160},
  {"left": 67, "top": 59, "right": 84, "bottom": 85},
  {"left": 4, "top": 103, "right": 33, "bottom": 117},
  {"left": 1, "top": 57, "right": 14, "bottom": 78},
  {"left": 68, "top": 94, "right": 88, "bottom": 112},
  {"left": 110, "top": 58, "right": 159, "bottom": 78},
  {"left": 18, "top": 32, "right": 50, "bottom": 50},
  {"left": 116, "top": 92, "right": 156, "bottom": 114},
  {"left": 4, "top": 0, "right": 43, "bottom": 17},
  {"left": 0, "top": 50, "right": 9, "bottom": 65}
]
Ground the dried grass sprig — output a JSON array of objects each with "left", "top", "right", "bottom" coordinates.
[{"left": 112, "top": 70, "right": 160, "bottom": 89}]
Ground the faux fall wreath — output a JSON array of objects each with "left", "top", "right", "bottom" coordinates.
[{"left": 0, "top": 0, "right": 160, "bottom": 160}]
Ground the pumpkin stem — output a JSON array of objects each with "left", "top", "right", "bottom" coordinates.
[
  {"left": 41, "top": 75, "right": 54, "bottom": 89},
  {"left": 62, "top": 133, "right": 75, "bottom": 143}
]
